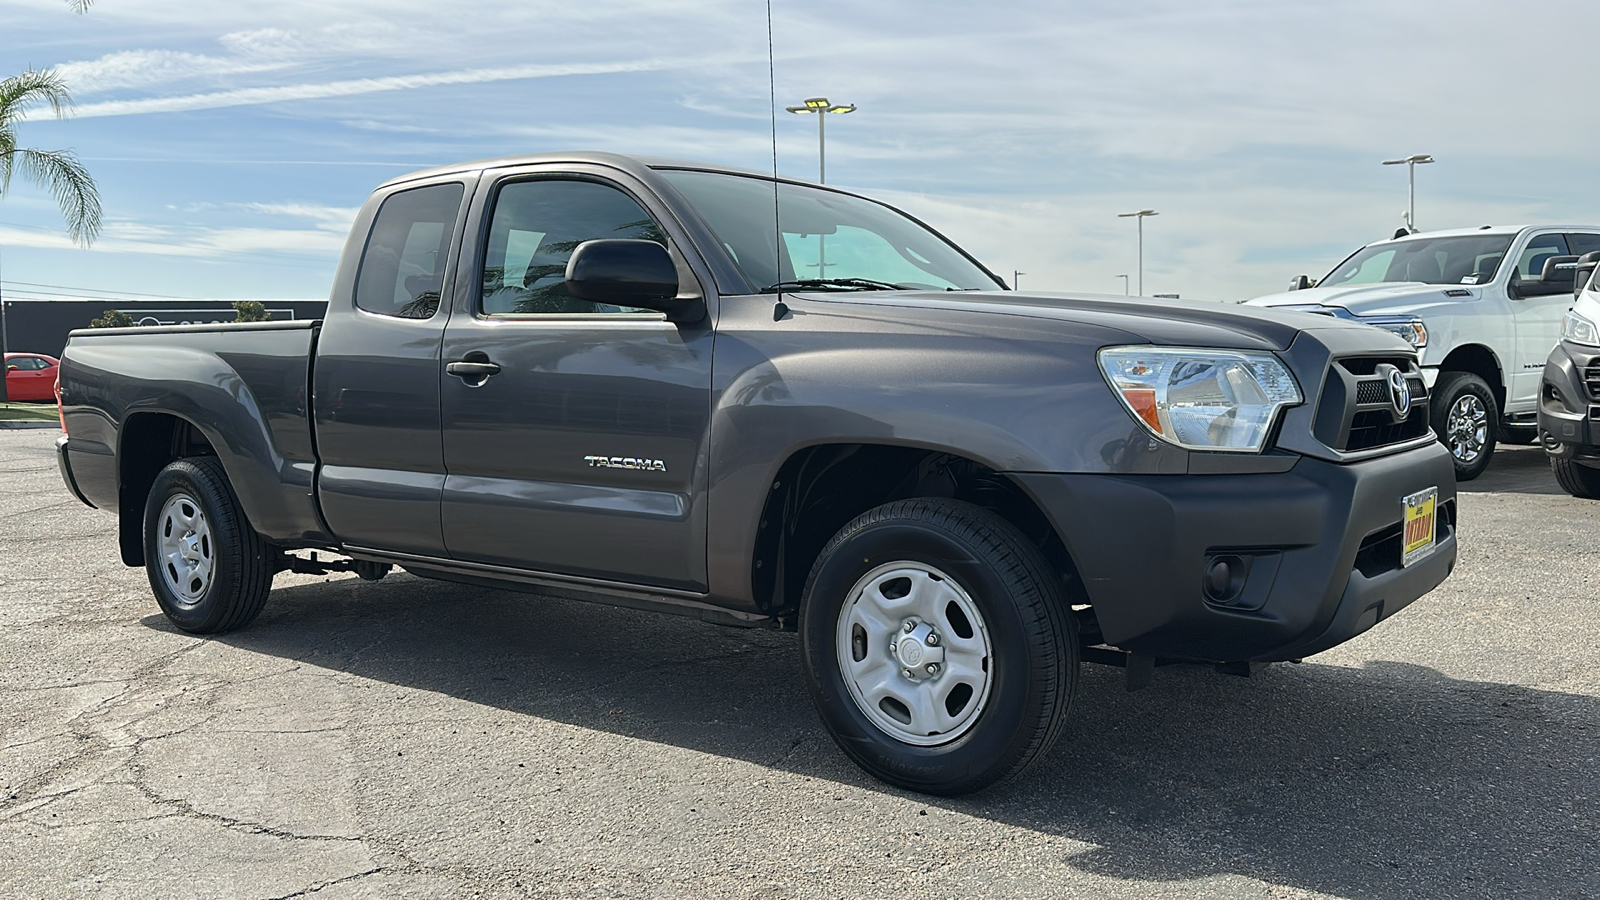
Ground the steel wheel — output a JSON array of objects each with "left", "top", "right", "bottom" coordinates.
[
  {"left": 157, "top": 491, "right": 214, "bottom": 606},
  {"left": 1446, "top": 394, "right": 1488, "bottom": 464},
  {"left": 836, "top": 561, "right": 994, "bottom": 746}
]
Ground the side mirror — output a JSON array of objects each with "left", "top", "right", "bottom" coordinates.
[
  {"left": 565, "top": 239, "right": 704, "bottom": 323},
  {"left": 4, "top": 365, "right": 16, "bottom": 373},
  {"left": 1510, "top": 255, "right": 1579, "bottom": 298},
  {"left": 1287, "top": 274, "right": 1316, "bottom": 291},
  {"left": 1574, "top": 251, "right": 1600, "bottom": 297}
]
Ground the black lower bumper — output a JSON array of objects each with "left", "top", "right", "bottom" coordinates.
[
  {"left": 55, "top": 433, "right": 96, "bottom": 509},
  {"left": 1538, "top": 341, "right": 1600, "bottom": 459},
  {"left": 1012, "top": 441, "right": 1458, "bottom": 662}
]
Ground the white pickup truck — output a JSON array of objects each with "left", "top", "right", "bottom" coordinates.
[{"left": 1248, "top": 225, "right": 1600, "bottom": 479}]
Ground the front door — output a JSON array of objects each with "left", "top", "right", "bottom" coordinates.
[
  {"left": 438, "top": 170, "right": 714, "bottom": 590},
  {"left": 1508, "top": 231, "right": 1572, "bottom": 407}
]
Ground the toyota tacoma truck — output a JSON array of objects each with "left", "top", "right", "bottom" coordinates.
[
  {"left": 54, "top": 152, "right": 1458, "bottom": 795},
  {"left": 1248, "top": 224, "right": 1600, "bottom": 480}
]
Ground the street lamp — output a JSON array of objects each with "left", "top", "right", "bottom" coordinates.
[
  {"left": 1117, "top": 209, "right": 1158, "bottom": 296},
  {"left": 785, "top": 96, "right": 856, "bottom": 183},
  {"left": 1013, "top": 270, "right": 1025, "bottom": 291},
  {"left": 1382, "top": 154, "right": 1434, "bottom": 233},
  {"left": 1115, "top": 274, "right": 1129, "bottom": 296}
]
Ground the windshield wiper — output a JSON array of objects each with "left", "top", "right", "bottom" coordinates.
[{"left": 761, "top": 278, "right": 908, "bottom": 293}]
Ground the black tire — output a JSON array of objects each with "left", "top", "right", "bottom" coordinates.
[
  {"left": 1498, "top": 423, "right": 1538, "bottom": 445},
  {"left": 1431, "top": 371, "right": 1498, "bottom": 482},
  {"left": 143, "top": 457, "right": 274, "bottom": 634},
  {"left": 1551, "top": 457, "right": 1600, "bottom": 499},
  {"left": 799, "top": 498, "right": 1077, "bottom": 795}
]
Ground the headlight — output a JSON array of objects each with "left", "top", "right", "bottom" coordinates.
[
  {"left": 1563, "top": 310, "right": 1600, "bottom": 346},
  {"left": 1098, "top": 347, "right": 1304, "bottom": 453},
  {"left": 1363, "top": 317, "right": 1428, "bottom": 349}
]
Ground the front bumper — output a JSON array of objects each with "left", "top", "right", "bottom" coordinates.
[
  {"left": 1012, "top": 440, "right": 1458, "bottom": 662},
  {"left": 1538, "top": 341, "right": 1600, "bottom": 459}
]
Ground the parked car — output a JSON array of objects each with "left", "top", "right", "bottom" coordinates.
[
  {"left": 1247, "top": 225, "right": 1600, "bottom": 480},
  {"left": 3, "top": 352, "right": 60, "bottom": 402},
  {"left": 1537, "top": 252, "right": 1600, "bottom": 497},
  {"left": 54, "top": 152, "right": 1458, "bottom": 795}
]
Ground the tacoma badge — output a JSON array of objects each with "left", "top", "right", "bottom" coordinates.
[{"left": 584, "top": 455, "right": 668, "bottom": 472}]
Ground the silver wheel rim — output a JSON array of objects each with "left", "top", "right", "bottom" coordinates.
[
  {"left": 157, "top": 492, "right": 214, "bottom": 607},
  {"left": 835, "top": 561, "right": 993, "bottom": 746},
  {"left": 1446, "top": 394, "right": 1488, "bottom": 464}
]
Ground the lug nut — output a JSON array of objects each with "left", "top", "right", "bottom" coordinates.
[
  {"left": 903, "top": 620, "right": 916, "bottom": 633},
  {"left": 925, "top": 663, "right": 940, "bottom": 675},
  {"left": 925, "top": 633, "right": 939, "bottom": 646},
  {"left": 902, "top": 668, "right": 915, "bottom": 679}
]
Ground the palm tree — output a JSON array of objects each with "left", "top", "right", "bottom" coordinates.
[{"left": 0, "top": 69, "right": 101, "bottom": 246}]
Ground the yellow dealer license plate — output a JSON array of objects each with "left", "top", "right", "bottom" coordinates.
[{"left": 1401, "top": 487, "right": 1438, "bottom": 568}]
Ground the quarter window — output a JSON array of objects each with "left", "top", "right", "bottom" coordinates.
[
  {"left": 354, "top": 183, "right": 465, "bottom": 319},
  {"left": 480, "top": 179, "right": 667, "bottom": 316}
]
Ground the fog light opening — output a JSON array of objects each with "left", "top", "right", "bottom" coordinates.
[{"left": 1203, "top": 554, "right": 1247, "bottom": 605}]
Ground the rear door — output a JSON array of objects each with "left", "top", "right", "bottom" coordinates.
[
  {"left": 313, "top": 179, "right": 469, "bottom": 555},
  {"left": 437, "top": 165, "right": 715, "bottom": 590}
]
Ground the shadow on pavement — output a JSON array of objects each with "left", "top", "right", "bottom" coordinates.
[
  {"left": 144, "top": 571, "right": 1600, "bottom": 900},
  {"left": 1463, "top": 442, "right": 1564, "bottom": 496}
]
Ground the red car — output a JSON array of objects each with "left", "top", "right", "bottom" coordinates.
[{"left": 4, "top": 352, "right": 60, "bottom": 402}]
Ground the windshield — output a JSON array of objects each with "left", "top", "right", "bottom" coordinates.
[
  {"left": 1320, "top": 234, "right": 1514, "bottom": 288},
  {"left": 658, "top": 169, "right": 1002, "bottom": 292}
]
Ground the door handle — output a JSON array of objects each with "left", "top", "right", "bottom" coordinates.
[{"left": 445, "top": 359, "right": 501, "bottom": 384}]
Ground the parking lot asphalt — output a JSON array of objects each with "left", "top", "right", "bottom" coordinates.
[{"left": 2, "top": 429, "right": 1596, "bottom": 900}]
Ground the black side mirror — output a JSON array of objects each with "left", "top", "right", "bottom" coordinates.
[
  {"left": 1287, "top": 274, "right": 1316, "bottom": 291},
  {"left": 1574, "top": 251, "right": 1600, "bottom": 297},
  {"left": 1510, "top": 255, "right": 1580, "bottom": 298},
  {"left": 565, "top": 239, "right": 704, "bottom": 323}
]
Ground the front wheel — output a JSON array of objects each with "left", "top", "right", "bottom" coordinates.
[
  {"left": 799, "top": 499, "right": 1077, "bottom": 795},
  {"left": 1431, "top": 371, "right": 1498, "bottom": 482},
  {"left": 143, "top": 457, "right": 274, "bottom": 633},
  {"left": 1551, "top": 457, "right": 1600, "bottom": 499}
]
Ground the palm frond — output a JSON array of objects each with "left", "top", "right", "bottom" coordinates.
[
  {"left": 66, "top": 0, "right": 93, "bottom": 13},
  {"left": 10, "top": 147, "right": 102, "bottom": 246},
  {"left": 0, "top": 69, "right": 73, "bottom": 130}
]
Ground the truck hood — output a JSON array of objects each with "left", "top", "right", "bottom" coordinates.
[
  {"left": 1246, "top": 282, "right": 1479, "bottom": 317},
  {"left": 806, "top": 289, "right": 1403, "bottom": 353}
]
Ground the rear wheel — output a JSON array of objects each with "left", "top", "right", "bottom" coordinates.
[
  {"left": 1551, "top": 457, "right": 1600, "bottom": 499},
  {"left": 1432, "top": 371, "right": 1497, "bottom": 481},
  {"left": 799, "top": 499, "right": 1077, "bottom": 795},
  {"left": 143, "top": 457, "right": 274, "bottom": 633}
]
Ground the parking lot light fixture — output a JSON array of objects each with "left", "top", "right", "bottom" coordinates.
[
  {"left": 1115, "top": 274, "right": 1129, "bottom": 296},
  {"left": 1382, "top": 154, "right": 1434, "bottom": 233},
  {"left": 785, "top": 96, "right": 856, "bottom": 183},
  {"left": 1117, "top": 210, "right": 1158, "bottom": 296}
]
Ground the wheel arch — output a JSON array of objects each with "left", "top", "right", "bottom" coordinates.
[
  {"left": 1439, "top": 344, "right": 1506, "bottom": 410},
  {"left": 748, "top": 442, "right": 1086, "bottom": 623},
  {"left": 117, "top": 411, "right": 220, "bottom": 567}
]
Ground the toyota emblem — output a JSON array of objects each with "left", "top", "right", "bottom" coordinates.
[{"left": 1376, "top": 364, "right": 1411, "bottom": 419}]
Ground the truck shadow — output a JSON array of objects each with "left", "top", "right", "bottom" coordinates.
[
  {"left": 1464, "top": 442, "right": 1564, "bottom": 495},
  {"left": 171, "top": 574, "right": 1599, "bottom": 899}
]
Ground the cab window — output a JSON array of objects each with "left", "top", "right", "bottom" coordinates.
[
  {"left": 354, "top": 183, "right": 465, "bottom": 319},
  {"left": 1515, "top": 234, "right": 1569, "bottom": 281},
  {"left": 479, "top": 179, "right": 666, "bottom": 316}
]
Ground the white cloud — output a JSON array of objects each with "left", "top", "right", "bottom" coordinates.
[{"left": 66, "top": 56, "right": 754, "bottom": 119}]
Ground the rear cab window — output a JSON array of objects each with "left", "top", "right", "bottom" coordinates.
[{"left": 355, "top": 183, "right": 466, "bottom": 319}]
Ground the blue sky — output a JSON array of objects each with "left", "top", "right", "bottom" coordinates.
[{"left": 4, "top": 0, "right": 1600, "bottom": 304}]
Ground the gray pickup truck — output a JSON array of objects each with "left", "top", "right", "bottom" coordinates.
[{"left": 55, "top": 152, "right": 1458, "bottom": 795}]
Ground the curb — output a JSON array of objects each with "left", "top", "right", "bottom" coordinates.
[{"left": 0, "top": 421, "right": 60, "bottom": 430}]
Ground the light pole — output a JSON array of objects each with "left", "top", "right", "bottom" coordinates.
[
  {"left": 1117, "top": 210, "right": 1158, "bottom": 296},
  {"left": 1382, "top": 154, "right": 1434, "bottom": 233},
  {"left": 1115, "top": 274, "right": 1129, "bottom": 296},
  {"left": 1013, "top": 270, "right": 1025, "bottom": 291},
  {"left": 785, "top": 96, "right": 856, "bottom": 184}
]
